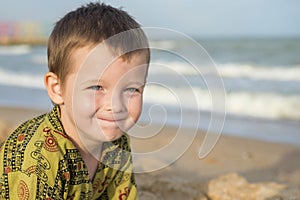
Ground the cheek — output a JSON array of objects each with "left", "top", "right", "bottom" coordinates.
[
  {"left": 127, "top": 96, "right": 143, "bottom": 121},
  {"left": 73, "top": 92, "right": 97, "bottom": 116}
]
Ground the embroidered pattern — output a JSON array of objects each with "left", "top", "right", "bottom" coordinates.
[
  {"left": 17, "top": 180, "right": 30, "bottom": 200},
  {"left": 0, "top": 106, "right": 137, "bottom": 199}
]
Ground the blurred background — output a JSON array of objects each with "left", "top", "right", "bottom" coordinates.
[
  {"left": 1, "top": 0, "right": 300, "bottom": 39},
  {"left": 0, "top": 0, "right": 299, "bottom": 145}
]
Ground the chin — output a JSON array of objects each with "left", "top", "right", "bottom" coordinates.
[{"left": 103, "top": 131, "right": 124, "bottom": 142}]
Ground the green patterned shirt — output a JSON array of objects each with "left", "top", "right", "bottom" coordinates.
[{"left": 0, "top": 106, "right": 137, "bottom": 199}]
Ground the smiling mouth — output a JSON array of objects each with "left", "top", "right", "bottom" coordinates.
[
  {"left": 99, "top": 118, "right": 117, "bottom": 122},
  {"left": 97, "top": 117, "right": 125, "bottom": 125}
]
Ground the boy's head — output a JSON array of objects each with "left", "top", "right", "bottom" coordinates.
[
  {"left": 44, "top": 2, "right": 150, "bottom": 145},
  {"left": 47, "top": 2, "right": 150, "bottom": 86}
]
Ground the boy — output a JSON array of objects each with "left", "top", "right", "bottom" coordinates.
[{"left": 0, "top": 2, "right": 149, "bottom": 199}]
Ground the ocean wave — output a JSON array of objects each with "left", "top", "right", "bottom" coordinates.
[
  {"left": 4, "top": 61, "right": 300, "bottom": 89},
  {"left": 225, "top": 91, "right": 300, "bottom": 121},
  {"left": 144, "top": 85, "right": 300, "bottom": 121},
  {"left": 0, "top": 64, "right": 299, "bottom": 121},
  {"left": 0, "top": 45, "right": 32, "bottom": 55},
  {"left": 0, "top": 68, "right": 44, "bottom": 89},
  {"left": 31, "top": 54, "right": 47, "bottom": 65},
  {"left": 149, "top": 60, "right": 300, "bottom": 82},
  {"left": 218, "top": 63, "right": 300, "bottom": 81},
  {"left": 149, "top": 40, "right": 177, "bottom": 49},
  {"left": 149, "top": 61, "right": 199, "bottom": 75}
]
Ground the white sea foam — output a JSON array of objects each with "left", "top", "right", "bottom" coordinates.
[
  {"left": 218, "top": 63, "right": 300, "bottom": 81},
  {"left": 149, "top": 61, "right": 200, "bottom": 75},
  {"left": 0, "top": 68, "right": 44, "bottom": 89},
  {"left": 149, "top": 61, "right": 300, "bottom": 82},
  {"left": 0, "top": 45, "right": 32, "bottom": 55},
  {"left": 31, "top": 54, "right": 47, "bottom": 65},
  {"left": 225, "top": 91, "right": 300, "bottom": 120},
  {"left": 144, "top": 85, "right": 300, "bottom": 121},
  {"left": 149, "top": 40, "right": 177, "bottom": 49}
]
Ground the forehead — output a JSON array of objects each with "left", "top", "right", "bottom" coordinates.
[{"left": 69, "top": 45, "right": 148, "bottom": 81}]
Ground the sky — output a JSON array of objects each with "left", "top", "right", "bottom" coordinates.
[{"left": 0, "top": 0, "right": 300, "bottom": 38}]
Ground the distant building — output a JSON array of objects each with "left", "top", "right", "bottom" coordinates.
[{"left": 0, "top": 21, "right": 50, "bottom": 45}]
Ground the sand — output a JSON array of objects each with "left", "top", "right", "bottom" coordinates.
[{"left": 1, "top": 106, "right": 300, "bottom": 199}]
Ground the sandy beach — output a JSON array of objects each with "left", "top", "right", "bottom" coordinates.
[{"left": 1, "top": 106, "right": 300, "bottom": 199}]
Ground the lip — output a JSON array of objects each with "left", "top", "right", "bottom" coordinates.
[
  {"left": 97, "top": 117, "right": 125, "bottom": 124},
  {"left": 97, "top": 118, "right": 124, "bottom": 129}
]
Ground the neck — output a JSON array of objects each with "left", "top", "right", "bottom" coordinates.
[
  {"left": 79, "top": 147, "right": 101, "bottom": 180},
  {"left": 59, "top": 106, "right": 103, "bottom": 180}
]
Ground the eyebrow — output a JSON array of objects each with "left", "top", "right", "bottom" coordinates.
[
  {"left": 80, "top": 79, "right": 104, "bottom": 86},
  {"left": 81, "top": 80, "right": 145, "bottom": 86},
  {"left": 126, "top": 81, "right": 146, "bottom": 85},
  {"left": 125, "top": 79, "right": 148, "bottom": 88}
]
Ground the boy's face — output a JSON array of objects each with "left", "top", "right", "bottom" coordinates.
[{"left": 59, "top": 45, "right": 148, "bottom": 145}]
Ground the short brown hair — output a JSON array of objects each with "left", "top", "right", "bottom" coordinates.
[{"left": 47, "top": 2, "right": 150, "bottom": 85}]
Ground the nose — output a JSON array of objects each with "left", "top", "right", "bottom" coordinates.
[{"left": 102, "top": 90, "right": 125, "bottom": 113}]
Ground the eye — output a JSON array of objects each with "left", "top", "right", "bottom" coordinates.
[
  {"left": 88, "top": 85, "right": 103, "bottom": 91},
  {"left": 124, "top": 87, "right": 139, "bottom": 93}
]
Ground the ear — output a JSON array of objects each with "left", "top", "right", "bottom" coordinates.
[{"left": 44, "top": 72, "right": 64, "bottom": 105}]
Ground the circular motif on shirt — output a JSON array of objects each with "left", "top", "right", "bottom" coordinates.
[
  {"left": 4, "top": 167, "right": 12, "bottom": 174},
  {"left": 63, "top": 172, "right": 70, "bottom": 180},
  {"left": 44, "top": 135, "right": 58, "bottom": 152},
  {"left": 17, "top": 180, "right": 30, "bottom": 200},
  {"left": 17, "top": 133, "right": 25, "bottom": 142}
]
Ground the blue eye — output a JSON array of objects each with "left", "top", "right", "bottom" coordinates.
[
  {"left": 88, "top": 85, "right": 103, "bottom": 91},
  {"left": 125, "top": 87, "right": 139, "bottom": 93}
]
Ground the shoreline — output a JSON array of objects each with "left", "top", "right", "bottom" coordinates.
[
  {"left": 1, "top": 81, "right": 299, "bottom": 147},
  {"left": 1, "top": 102, "right": 300, "bottom": 147}
]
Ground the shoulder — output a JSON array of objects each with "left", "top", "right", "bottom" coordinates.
[
  {"left": 0, "top": 107, "right": 77, "bottom": 173},
  {"left": 0, "top": 113, "right": 46, "bottom": 153},
  {"left": 0, "top": 108, "right": 90, "bottom": 199},
  {"left": 0, "top": 113, "right": 48, "bottom": 182}
]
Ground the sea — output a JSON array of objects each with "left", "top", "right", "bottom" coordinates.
[{"left": 0, "top": 37, "right": 300, "bottom": 146}]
